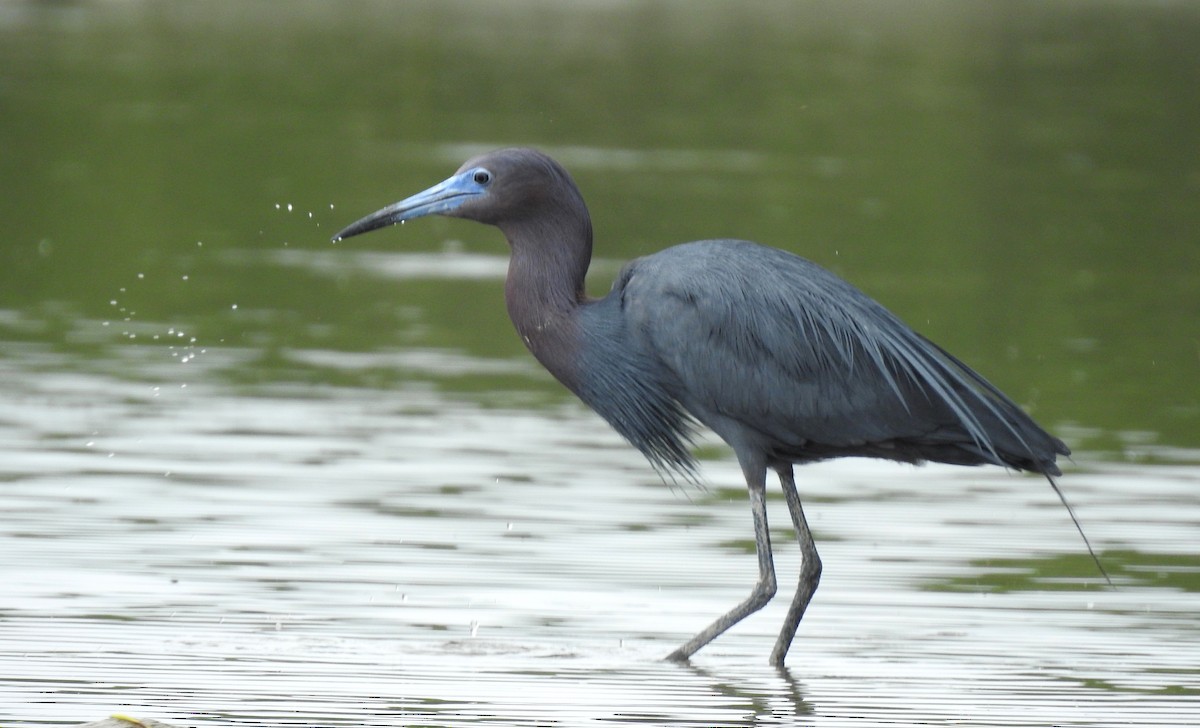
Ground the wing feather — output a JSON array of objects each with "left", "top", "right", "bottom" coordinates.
[{"left": 617, "top": 239, "right": 1065, "bottom": 473}]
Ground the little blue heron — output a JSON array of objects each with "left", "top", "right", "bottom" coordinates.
[{"left": 334, "top": 147, "right": 1106, "bottom": 666}]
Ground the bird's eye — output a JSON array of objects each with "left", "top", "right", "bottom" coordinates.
[{"left": 473, "top": 169, "right": 492, "bottom": 185}]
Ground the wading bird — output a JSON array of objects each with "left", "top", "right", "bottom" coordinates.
[{"left": 334, "top": 147, "right": 1105, "bottom": 666}]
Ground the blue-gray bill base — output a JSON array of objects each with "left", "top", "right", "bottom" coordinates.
[{"left": 333, "top": 148, "right": 1109, "bottom": 666}]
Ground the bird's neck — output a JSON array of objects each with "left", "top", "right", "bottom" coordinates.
[{"left": 500, "top": 215, "right": 593, "bottom": 388}]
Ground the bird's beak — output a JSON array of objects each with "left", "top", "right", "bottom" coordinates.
[{"left": 332, "top": 170, "right": 484, "bottom": 242}]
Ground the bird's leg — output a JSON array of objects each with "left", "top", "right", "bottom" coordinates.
[
  {"left": 666, "top": 464, "right": 777, "bottom": 662},
  {"left": 769, "top": 465, "right": 822, "bottom": 667}
]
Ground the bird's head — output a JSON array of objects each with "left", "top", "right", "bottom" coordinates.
[{"left": 332, "top": 147, "right": 586, "bottom": 242}]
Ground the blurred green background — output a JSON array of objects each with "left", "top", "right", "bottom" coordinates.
[{"left": 2, "top": 0, "right": 1197, "bottom": 458}]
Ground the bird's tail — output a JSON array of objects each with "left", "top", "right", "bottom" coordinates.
[
  {"left": 1047, "top": 472, "right": 1114, "bottom": 586},
  {"left": 907, "top": 335, "right": 1111, "bottom": 586},
  {"left": 907, "top": 331, "right": 1070, "bottom": 479}
]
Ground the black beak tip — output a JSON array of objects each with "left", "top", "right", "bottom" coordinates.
[
  {"left": 331, "top": 222, "right": 367, "bottom": 243},
  {"left": 330, "top": 213, "right": 396, "bottom": 243}
]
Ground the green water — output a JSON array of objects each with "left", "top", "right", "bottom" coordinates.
[{"left": 3, "top": 0, "right": 1197, "bottom": 454}]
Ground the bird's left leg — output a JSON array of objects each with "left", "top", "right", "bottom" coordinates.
[
  {"left": 770, "top": 464, "right": 822, "bottom": 667},
  {"left": 665, "top": 461, "right": 777, "bottom": 662}
]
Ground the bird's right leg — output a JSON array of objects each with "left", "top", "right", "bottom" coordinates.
[
  {"left": 665, "top": 462, "right": 777, "bottom": 662},
  {"left": 769, "top": 465, "right": 822, "bottom": 667}
]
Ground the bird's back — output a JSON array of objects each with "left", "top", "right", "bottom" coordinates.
[{"left": 611, "top": 239, "right": 1068, "bottom": 476}]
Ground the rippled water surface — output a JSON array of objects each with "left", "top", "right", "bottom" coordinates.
[
  {"left": 2, "top": 1, "right": 1198, "bottom": 725},
  {"left": 2, "top": 342, "right": 1197, "bottom": 727}
]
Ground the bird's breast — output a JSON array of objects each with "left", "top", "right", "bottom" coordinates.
[{"left": 509, "top": 309, "right": 585, "bottom": 393}]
